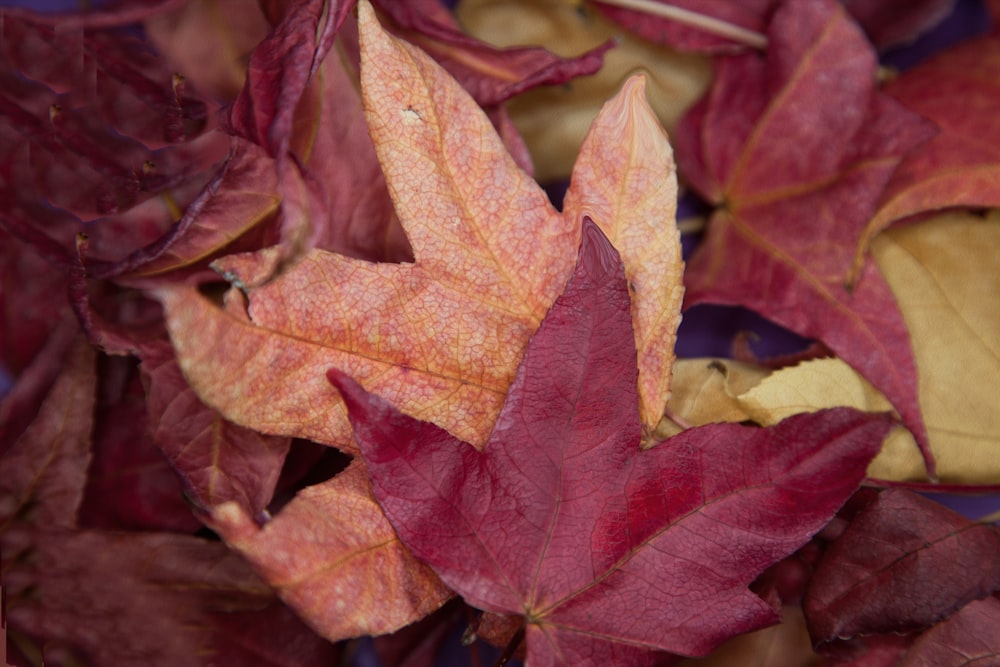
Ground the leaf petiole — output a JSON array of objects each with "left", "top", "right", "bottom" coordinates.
[{"left": 594, "top": 0, "right": 768, "bottom": 49}]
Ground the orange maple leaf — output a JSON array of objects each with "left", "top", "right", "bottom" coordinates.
[{"left": 160, "top": 1, "right": 681, "bottom": 452}]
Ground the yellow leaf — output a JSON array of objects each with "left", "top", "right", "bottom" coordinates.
[
  {"left": 870, "top": 210, "right": 1000, "bottom": 483},
  {"left": 564, "top": 74, "right": 683, "bottom": 436},
  {"left": 737, "top": 358, "right": 894, "bottom": 425},
  {"left": 712, "top": 210, "right": 1000, "bottom": 484},
  {"left": 659, "top": 358, "right": 767, "bottom": 437}
]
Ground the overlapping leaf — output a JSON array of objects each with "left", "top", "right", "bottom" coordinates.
[
  {"left": 333, "top": 223, "right": 894, "bottom": 666},
  {"left": 455, "top": 0, "right": 712, "bottom": 181},
  {"left": 162, "top": 1, "right": 680, "bottom": 450},
  {"left": 225, "top": 0, "right": 610, "bottom": 270},
  {"left": 140, "top": 340, "right": 291, "bottom": 520},
  {"left": 805, "top": 489, "right": 1000, "bottom": 646},
  {"left": 897, "top": 596, "right": 1000, "bottom": 666},
  {"left": 0, "top": 337, "right": 338, "bottom": 665},
  {"left": 854, "top": 32, "right": 1000, "bottom": 276},
  {"left": 0, "top": 11, "right": 231, "bottom": 271},
  {"left": 674, "top": 0, "right": 936, "bottom": 472},
  {"left": 677, "top": 211, "right": 1000, "bottom": 484},
  {"left": 209, "top": 461, "right": 452, "bottom": 641},
  {"left": 868, "top": 210, "right": 1000, "bottom": 482},
  {"left": 77, "top": 354, "right": 202, "bottom": 532},
  {"left": 591, "top": 0, "right": 958, "bottom": 52}
]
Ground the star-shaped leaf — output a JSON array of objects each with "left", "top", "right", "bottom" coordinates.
[
  {"left": 332, "top": 222, "right": 894, "bottom": 666},
  {"left": 674, "top": 0, "right": 936, "bottom": 472},
  {"left": 161, "top": 1, "right": 680, "bottom": 450}
]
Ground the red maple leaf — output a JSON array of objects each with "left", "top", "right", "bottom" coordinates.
[
  {"left": 673, "top": 0, "right": 936, "bottom": 473},
  {"left": 330, "top": 221, "right": 894, "bottom": 665}
]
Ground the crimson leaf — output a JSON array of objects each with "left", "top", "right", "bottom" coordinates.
[{"left": 331, "top": 221, "right": 894, "bottom": 666}]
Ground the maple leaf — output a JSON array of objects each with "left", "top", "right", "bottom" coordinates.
[
  {"left": 77, "top": 354, "right": 203, "bottom": 532},
  {"left": 896, "top": 596, "right": 1000, "bottom": 666},
  {"left": 331, "top": 222, "right": 894, "bottom": 665},
  {"left": 143, "top": 0, "right": 271, "bottom": 103},
  {"left": 673, "top": 0, "right": 936, "bottom": 473},
  {"left": 225, "top": 0, "right": 609, "bottom": 270},
  {"left": 161, "top": 1, "right": 680, "bottom": 450},
  {"left": 0, "top": 231, "right": 74, "bottom": 448},
  {"left": 869, "top": 210, "right": 1000, "bottom": 483},
  {"left": 139, "top": 340, "right": 291, "bottom": 521},
  {"left": 209, "top": 460, "right": 453, "bottom": 641},
  {"left": 96, "top": 138, "right": 282, "bottom": 283},
  {"left": 592, "top": 0, "right": 774, "bottom": 53},
  {"left": 0, "top": 11, "right": 231, "bottom": 273}
]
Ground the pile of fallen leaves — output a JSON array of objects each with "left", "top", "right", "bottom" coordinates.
[{"left": 2, "top": 0, "right": 999, "bottom": 665}]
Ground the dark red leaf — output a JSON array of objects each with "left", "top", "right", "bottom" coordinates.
[
  {"left": 0, "top": 339, "right": 95, "bottom": 529},
  {"left": 592, "top": 0, "right": 957, "bottom": 53},
  {"left": 140, "top": 340, "right": 291, "bottom": 520},
  {"left": 898, "top": 596, "right": 1000, "bottom": 666},
  {"left": 378, "top": 0, "right": 613, "bottom": 107},
  {"left": 78, "top": 355, "right": 201, "bottom": 533},
  {"left": 843, "top": 0, "right": 959, "bottom": 49},
  {"left": 0, "top": 229, "right": 69, "bottom": 376},
  {"left": 0, "top": 14, "right": 228, "bottom": 263},
  {"left": 94, "top": 137, "right": 282, "bottom": 282},
  {"left": 227, "top": 0, "right": 349, "bottom": 154},
  {"left": 674, "top": 0, "right": 936, "bottom": 473},
  {"left": 0, "top": 316, "right": 331, "bottom": 667},
  {"left": 0, "top": 0, "right": 189, "bottom": 28},
  {"left": 805, "top": 489, "right": 1000, "bottom": 644},
  {"left": 333, "top": 221, "right": 893, "bottom": 665}
]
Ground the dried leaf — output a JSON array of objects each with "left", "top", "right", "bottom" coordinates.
[
  {"left": 456, "top": 0, "right": 712, "bottom": 181},
  {"left": 78, "top": 356, "right": 201, "bottom": 532},
  {"left": 663, "top": 358, "right": 769, "bottom": 430},
  {"left": 162, "top": 2, "right": 679, "bottom": 449},
  {"left": 870, "top": 210, "right": 1000, "bottom": 483},
  {"left": 0, "top": 328, "right": 332, "bottom": 667},
  {"left": 145, "top": 0, "right": 271, "bottom": 103},
  {"left": 334, "top": 223, "right": 893, "bottom": 665},
  {"left": 209, "top": 461, "right": 452, "bottom": 641},
  {"left": 140, "top": 341, "right": 291, "bottom": 519},
  {"left": 0, "top": 339, "right": 95, "bottom": 528},
  {"left": 855, "top": 33, "right": 1000, "bottom": 276},
  {"left": 898, "top": 596, "right": 1000, "bottom": 667},
  {"left": 805, "top": 489, "right": 1000, "bottom": 644},
  {"left": 675, "top": 0, "right": 936, "bottom": 472}
]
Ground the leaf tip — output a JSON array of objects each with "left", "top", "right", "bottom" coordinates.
[
  {"left": 580, "top": 216, "right": 625, "bottom": 280},
  {"left": 327, "top": 368, "right": 363, "bottom": 413}
]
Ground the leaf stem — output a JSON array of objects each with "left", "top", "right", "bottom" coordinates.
[
  {"left": 492, "top": 625, "right": 525, "bottom": 667},
  {"left": 594, "top": 0, "right": 769, "bottom": 49}
]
